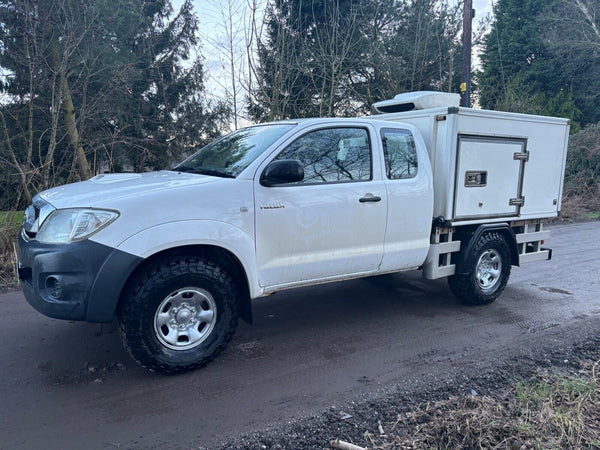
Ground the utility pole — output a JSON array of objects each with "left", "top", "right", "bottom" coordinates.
[{"left": 461, "top": 0, "right": 474, "bottom": 107}]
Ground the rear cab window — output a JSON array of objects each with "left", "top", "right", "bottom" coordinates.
[{"left": 380, "top": 128, "right": 418, "bottom": 180}]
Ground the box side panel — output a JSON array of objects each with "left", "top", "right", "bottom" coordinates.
[{"left": 455, "top": 113, "right": 568, "bottom": 220}]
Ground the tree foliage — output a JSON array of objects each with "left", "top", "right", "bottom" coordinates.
[
  {"left": 543, "top": 0, "right": 600, "bottom": 126},
  {"left": 249, "top": 0, "right": 463, "bottom": 121},
  {"left": 0, "top": 0, "right": 229, "bottom": 209},
  {"left": 478, "top": 0, "right": 600, "bottom": 130},
  {"left": 565, "top": 122, "right": 600, "bottom": 195}
]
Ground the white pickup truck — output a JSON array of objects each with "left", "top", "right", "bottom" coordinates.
[{"left": 18, "top": 92, "right": 569, "bottom": 373}]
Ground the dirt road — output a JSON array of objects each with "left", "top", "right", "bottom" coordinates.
[{"left": 1, "top": 221, "right": 599, "bottom": 449}]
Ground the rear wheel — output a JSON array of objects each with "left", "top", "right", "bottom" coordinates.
[
  {"left": 117, "top": 255, "right": 238, "bottom": 374},
  {"left": 448, "top": 231, "right": 511, "bottom": 305}
]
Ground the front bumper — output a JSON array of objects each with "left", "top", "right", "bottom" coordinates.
[{"left": 18, "top": 232, "right": 142, "bottom": 322}]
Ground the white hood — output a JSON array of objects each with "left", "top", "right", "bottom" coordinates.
[{"left": 40, "top": 171, "right": 220, "bottom": 209}]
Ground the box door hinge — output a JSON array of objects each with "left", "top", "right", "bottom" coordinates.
[
  {"left": 509, "top": 196, "right": 525, "bottom": 207},
  {"left": 513, "top": 150, "right": 529, "bottom": 162}
]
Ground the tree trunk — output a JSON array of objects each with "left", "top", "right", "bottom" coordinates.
[
  {"left": 60, "top": 68, "right": 92, "bottom": 181},
  {"left": 44, "top": 3, "right": 93, "bottom": 184}
]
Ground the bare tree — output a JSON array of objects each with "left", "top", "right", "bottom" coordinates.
[
  {"left": 205, "top": 0, "right": 247, "bottom": 129},
  {"left": 555, "top": 0, "right": 600, "bottom": 50},
  {"left": 248, "top": 0, "right": 463, "bottom": 121},
  {"left": 307, "top": 0, "right": 361, "bottom": 117},
  {"left": 542, "top": 0, "right": 600, "bottom": 125}
]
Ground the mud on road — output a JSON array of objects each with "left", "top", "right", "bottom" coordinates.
[{"left": 0, "top": 221, "right": 599, "bottom": 449}]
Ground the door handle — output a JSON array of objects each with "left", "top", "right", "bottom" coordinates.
[{"left": 359, "top": 195, "right": 381, "bottom": 203}]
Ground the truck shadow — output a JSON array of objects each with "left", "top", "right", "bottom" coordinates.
[{"left": 18, "top": 271, "right": 551, "bottom": 385}]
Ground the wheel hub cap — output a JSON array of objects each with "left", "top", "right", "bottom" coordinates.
[
  {"left": 173, "top": 303, "right": 196, "bottom": 328},
  {"left": 476, "top": 249, "right": 502, "bottom": 291},
  {"left": 154, "top": 287, "right": 217, "bottom": 351}
]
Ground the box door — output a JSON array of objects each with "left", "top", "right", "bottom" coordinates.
[{"left": 454, "top": 135, "right": 526, "bottom": 219}]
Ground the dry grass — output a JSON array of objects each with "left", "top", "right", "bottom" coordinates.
[
  {"left": 559, "top": 186, "right": 600, "bottom": 222},
  {"left": 0, "top": 211, "right": 22, "bottom": 287},
  {"left": 560, "top": 123, "right": 600, "bottom": 222},
  {"left": 357, "top": 361, "right": 600, "bottom": 450}
]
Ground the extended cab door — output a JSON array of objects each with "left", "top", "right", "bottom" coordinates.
[
  {"left": 254, "top": 124, "right": 387, "bottom": 289},
  {"left": 377, "top": 126, "right": 434, "bottom": 271}
]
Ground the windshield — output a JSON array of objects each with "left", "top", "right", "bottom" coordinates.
[{"left": 173, "top": 124, "right": 295, "bottom": 177}]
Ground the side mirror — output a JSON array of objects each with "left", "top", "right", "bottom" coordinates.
[{"left": 260, "top": 159, "right": 304, "bottom": 186}]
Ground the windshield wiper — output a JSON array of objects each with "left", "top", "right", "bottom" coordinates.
[
  {"left": 172, "top": 166, "right": 235, "bottom": 178},
  {"left": 172, "top": 165, "right": 200, "bottom": 173}
]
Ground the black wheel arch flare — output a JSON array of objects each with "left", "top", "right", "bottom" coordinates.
[
  {"left": 118, "top": 245, "right": 253, "bottom": 325},
  {"left": 453, "top": 223, "right": 520, "bottom": 275}
]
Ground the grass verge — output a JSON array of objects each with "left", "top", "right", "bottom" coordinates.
[
  {"left": 349, "top": 361, "right": 600, "bottom": 449},
  {"left": 0, "top": 211, "right": 23, "bottom": 288}
]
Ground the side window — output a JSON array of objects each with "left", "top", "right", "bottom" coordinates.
[
  {"left": 381, "top": 128, "right": 418, "bottom": 179},
  {"left": 274, "top": 127, "right": 371, "bottom": 184}
]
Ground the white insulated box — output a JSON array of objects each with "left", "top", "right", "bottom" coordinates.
[{"left": 375, "top": 107, "right": 570, "bottom": 225}]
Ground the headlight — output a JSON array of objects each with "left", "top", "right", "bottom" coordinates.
[{"left": 35, "top": 208, "right": 119, "bottom": 244}]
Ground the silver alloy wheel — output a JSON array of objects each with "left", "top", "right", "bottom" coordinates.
[
  {"left": 153, "top": 287, "right": 217, "bottom": 350},
  {"left": 475, "top": 249, "right": 502, "bottom": 291}
]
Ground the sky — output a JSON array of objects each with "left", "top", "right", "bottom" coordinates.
[{"left": 472, "top": 0, "right": 494, "bottom": 19}]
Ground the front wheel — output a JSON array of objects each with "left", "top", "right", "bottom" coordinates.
[
  {"left": 117, "top": 255, "right": 239, "bottom": 374},
  {"left": 448, "top": 231, "right": 511, "bottom": 305}
]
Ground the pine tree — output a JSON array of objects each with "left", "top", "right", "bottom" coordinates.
[
  {"left": 477, "top": 0, "right": 582, "bottom": 128},
  {"left": 0, "top": 0, "right": 228, "bottom": 208}
]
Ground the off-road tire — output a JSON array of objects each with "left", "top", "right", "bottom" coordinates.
[
  {"left": 117, "top": 254, "right": 239, "bottom": 374},
  {"left": 448, "top": 231, "right": 511, "bottom": 305}
]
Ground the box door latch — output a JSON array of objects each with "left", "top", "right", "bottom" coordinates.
[
  {"left": 513, "top": 151, "right": 529, "bottom": 162},
  {"left": 509, "top": 196, "right": 525, "bottom": 207}
]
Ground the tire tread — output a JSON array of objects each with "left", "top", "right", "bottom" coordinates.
[
  {"left": 448, "top": 231, "right": 511, "bottom": 305},
  {"left": 117, "top": 255, "right": 239, "bottom": 374}
]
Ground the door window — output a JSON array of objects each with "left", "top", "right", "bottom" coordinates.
[
  {"left": 274, "top": 127, "right": 371, "bottom": 184},
  {"left": 381, "top": 128, "right": 418, "bottom": 179}
]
